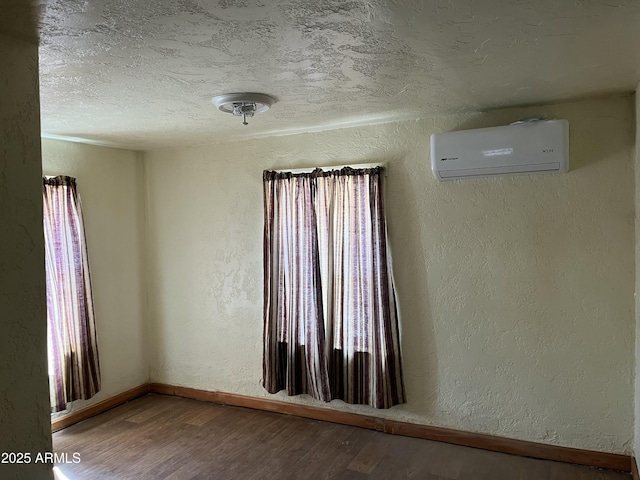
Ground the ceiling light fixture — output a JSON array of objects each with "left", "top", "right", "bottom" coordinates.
[{"left": 212, "top": 93, "right": 275, "bottom": 126}]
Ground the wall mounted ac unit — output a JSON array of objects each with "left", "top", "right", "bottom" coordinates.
[{"left": 430, "top": 119, "right": 569, "bottom": 180}]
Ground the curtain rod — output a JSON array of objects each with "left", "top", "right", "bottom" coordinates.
[{"left": 272, "top": 162, "right": 387, "bottom": 174}]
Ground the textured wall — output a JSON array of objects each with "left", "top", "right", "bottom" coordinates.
[
  {"left": 635, "top": 87, "right": 640, "bottom": 461},
  {"left": 36, "top": 0, "right": 640, "bottom": 150},
  {"left": 0, "top": 34, "right": 52, "bottom": 480},
  {"left": 42, "top": 139, "right": 149, "bottom": 418},
  {"left": 145, "top": 95, "right": 635, "bottom": 454}
]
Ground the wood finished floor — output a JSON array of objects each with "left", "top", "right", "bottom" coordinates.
[{"left": 52, "top": 394, "right": 631, "bottom": 480}]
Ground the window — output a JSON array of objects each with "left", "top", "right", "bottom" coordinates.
[
  {"left": 262, "top": 167, "right": 405, "bottom": 409},
  {"left": 43, "top": 176, "right": 100, "bottom": 413}
]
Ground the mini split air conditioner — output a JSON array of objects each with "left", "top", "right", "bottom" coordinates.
[{"left": 430, "top": 119, "right": 569, "bottom": 180}]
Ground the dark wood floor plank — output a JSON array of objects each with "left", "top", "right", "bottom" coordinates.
[
  {"left": 52, "top": 394, "right": 632, "bottom": 480},
  {"left": 372, "top": 435, "right": 462, "bottom": 479},
  {"left": 347, "top": 434, "right": 387, "bottom": 474},
  {"left": 320, "top": 428, "right": 376, "bottom": 479}
]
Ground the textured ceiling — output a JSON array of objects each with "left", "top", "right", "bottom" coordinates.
[{"left": 6, "top": 0, "right": 640, "bottom": 150}]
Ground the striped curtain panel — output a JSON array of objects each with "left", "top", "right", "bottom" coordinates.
[
  {"left": 263, "top": 167, "right": 405, "bottom": 409},
  {"left": 43, "top": 176, "right": 101, "bottom": 413}
]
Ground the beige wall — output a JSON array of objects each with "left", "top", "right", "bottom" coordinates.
[
  {"left": 0, "top": 34, "right": 52, "bottom": 480},
  {"left": 635, "top": 87, "right": 640, "bottom": 461},
  {"left": 145, "top": 95, "right": 635, "bottom": 454},
  {"left": 42, "top": 139, "right": 149, "bottom": 416}
]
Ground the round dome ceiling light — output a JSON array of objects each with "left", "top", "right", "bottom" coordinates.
[{"left": 212, "top": 93, "right": 275, "bottom": 126}]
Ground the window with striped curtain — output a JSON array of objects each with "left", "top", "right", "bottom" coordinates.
[
  {"left": 262, "top": 166, "right": 405, "bottom": 409},
  {"left": 43, "top": 176, "right": 101, "bottom": 413}
]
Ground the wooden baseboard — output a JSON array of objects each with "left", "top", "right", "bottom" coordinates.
[
  {"left": 51, "top": 383, "right": 150, "bottom": 433},
  {"left": 150, "top": 383, "right": 631, "bottom": 472},
  {"left": 381, "top": 419, "right": 630, "bottom": 472},
  {"left": 632, "top": 456, "right": 639, "bottom": 480},
  {"left": 149, "top": 383, "right": 384, "bottom": 431}
]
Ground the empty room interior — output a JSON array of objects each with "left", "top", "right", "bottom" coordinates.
[{"left": 3, "top": 0, "right": 640, "bottom": 479}]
